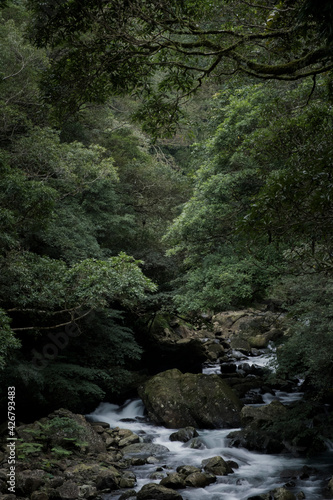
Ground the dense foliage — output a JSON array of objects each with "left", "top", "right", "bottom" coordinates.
[
  {"left": 0, "top": 2, "right": 188, "bottom": 419},
  {"left": 26, "top": 0, "right": 333, "bottom": 135}
]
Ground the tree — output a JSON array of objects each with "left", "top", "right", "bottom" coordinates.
[
  {"left": 0, "top": 7, "right": 48, "bottom": 144},
  {"left": 164, "top": 75, "right": 333, "bottom": 312},
  {"left": 25, "top": 0, "right": 333, "bottom": 133}
]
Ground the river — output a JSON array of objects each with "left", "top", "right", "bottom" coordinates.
[{"left": 87, "top": 352, "right": 333, "bottom": 499}]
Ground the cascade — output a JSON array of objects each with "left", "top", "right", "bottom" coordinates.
[{"left": 87, "top": 351, "right": 332, "bottom": 499}]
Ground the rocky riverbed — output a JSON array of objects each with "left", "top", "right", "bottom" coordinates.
[{"left": 1, "top": 308, "right": 332, "bottom": 499}]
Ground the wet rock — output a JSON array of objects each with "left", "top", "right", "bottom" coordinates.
[
  {"left": 95, "top": 467, "right": 121, "bottom": 490},
  {"left": 270, "top": 487, "right": 296, "bottom": 499},
  {"left": 122, "top": 442, "right": 170, "bottom": 459},
  {"left": 220, "top": 363, "right": 237, "bottom": 374},
  {"left": 202, "top": 455, "right": 234, "bottom": 475},
  {"left": 131, "top": 457, "right": 146, "bottom": 466},
  {"left": 248, "top": 487, "right": 296, "bottom": 500},
  {"left": 56, "top": 480, "right": 80, "bottom": 499},
  {"left": 138, "top": 368, "right": 243, "bottom": 429},
  {"left": 137, "top": 482, "right": 183, "bottom": 499},
  {"left": 184, "top": 471, "right": 216, "bottom": 487},
  {"left": 327, "top": 476, "right": 333, "bottom": 494},
  {"left": 78, "top": 484, "right": 97, "bottom": 498},
  {"left": 119, "top": 471, "right": 136, "bottom": 488},
  {"left": 241, "top": 389, "right": 265, "bottom": 405},
  {"left": 280, "top": 465, "right": 318, "bottom": 481},
  {"left": 119, "top": 490, "right": 137, "bottom": 500},
  {"left": 160, "top": 472, "right": 186, "bottom": 489},
  {"left": 241, "top": 400, "right": 287, "bottom": 426},
  {"left": 237, "top": 362, "right": 265, "bottom": 377},
  {"left": 176, "top": 465, "right": 201, "bottom": 477},
  {"left": 150, "top": 471, "right": 165, "bottom": 480},
  {"left": 118, "top": 433, "right": 141, "bottom": 448},
  {"left": 184, "top": 436, "right": 207, "bottom": 449},
  {"left": 203, "top": 341, "right": 225, "bottom": 361},
  {"left": 231, "top": 379, "right": 266, "bottom": 400},
  {"left": 227, "top": 427, "right": 286, "bottom": 454},
  {"left": 227, "top": 460, "right": 239, "bottom": 470},
  {"left": 102, "top": 428, "right": 140, "bottom": 449},
  {"left": 230, "top": 337, "right": 251, "bottom": 353},
  {"left": 169, "top": 427, "right": 199, "bottom": 443}
]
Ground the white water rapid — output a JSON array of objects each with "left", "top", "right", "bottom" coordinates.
[
  {"left": 88, "top": 399, "right": 332, "bottom": 500},
  {"left": 87, "top": 351, "right": 332, "bottom": 499}
]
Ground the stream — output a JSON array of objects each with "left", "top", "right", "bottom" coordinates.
[{"left": 87, "top": 351, "right": 333, "bottom": 500}]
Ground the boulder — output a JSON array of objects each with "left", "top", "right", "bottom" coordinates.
[
  {"left": 46, "top": 408, "right": 106, "bottom": 454},
  {"left": 122, "top": 442, "right": 170, "bottom": 459},
  {"left": 105, "top": 428, "right": 141, "bottom": 448},
  {"left": 203, "top": 341, "right": 225, "bottom": 361},
  {"left": 228, "top": 402, "right": 288, "bottom": 453},
  {"left": 78, "top": 485, "right": 97, "bottom": 498},
  {"left": 119, "top": 490, "right": 137, "bottom": 500},
  {"left": 327, "top": 476, "right": 333, "bottom": 494},
  {"left": 137, "top": 482, "right": 183, "bottom": 499},
  {"left": 269, "top": 488, "right": 296, "bottom": 499},
  {"left": 16, "top": 469, "right": 46, "bottom": 495},
  {"left": 119, "top": 471, "right": 136, "bottom": 488},
  {"left": 160, "top": 472, "right": 186, "bottom": 489},
  {"left": 241, "top": 400, "right": 287, "bottom": 426},
  {"left": 229, "top": 337, "right": 251, "bottom": 353},
  {"left": 176, "top": 465, "right": 201, "bottom": 476},
  {"left": 212, "top": 310, "right": 285, "bottom": 344},
  {"left": 184, "top": 436, "right": 207, "bottom": 449},
  {"left": 142, "top": 315, "right": 208, "bottom": 372},
  {"left": 202, "top": 455, "right": 234, "bottom": 475},
  {"left": 95, "top": 467, "right": 121, "bottom": 490},
  {"left": 184, "top": 471, "right": 216, "bottom": 487},
  {"left": 228, "top": 427, "right": 286, "bottom": 454},
  {"left": 169, "top": 427, "right": 199, "bottom": 443},
  {"left": 138, "top": 369, "right": 243, "bottom": 428},
  {"left": 56, "top": 480, "right": 80, "bottom": 499},
  {"left": 247, "top": 488, "right": 296, "bottom": 500}
]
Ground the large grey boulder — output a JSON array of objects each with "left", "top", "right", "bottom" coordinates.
[
  {"left": 184, "top": 471, "right": 216, "bottom": 488},
  {"left": 137, "top": 483, "right": 183, "bottom": 499},
  {"left": 122, "top": 442, "right": 170, "bottom": 459},
  {"left": 169, "top": 427, "right": 199, "bottom": 443},
  {"left": 160, "top": 472, "right": 186, "bottom": 489},
  {"left": 138, "top": 369, "right": 243, "bottom": 429},
  {"left": 202, "top": 455, "right": 234, "bottom": 475},
  {"left": 228, "top": 401, "right": 288, "bottom": 454}
]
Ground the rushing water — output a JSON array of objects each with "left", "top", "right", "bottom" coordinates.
[
  {"left": 88, "top": 399, "right": 332, "bottom": 500},
  {"left": 87, "top": 351, "right": 332, "bottom": 499}
]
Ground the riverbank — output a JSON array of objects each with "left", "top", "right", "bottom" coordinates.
[{"left": 1, "top": 308, "right": 332, "bottom": 499}]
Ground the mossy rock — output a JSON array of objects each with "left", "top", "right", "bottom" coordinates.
[{"left": 138, "top": 369, "right": 243, "bottom": 428}]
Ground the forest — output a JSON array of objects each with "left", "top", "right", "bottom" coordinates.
[{"left": 0, "top": 0, "right": 333, "bottom": 448}]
